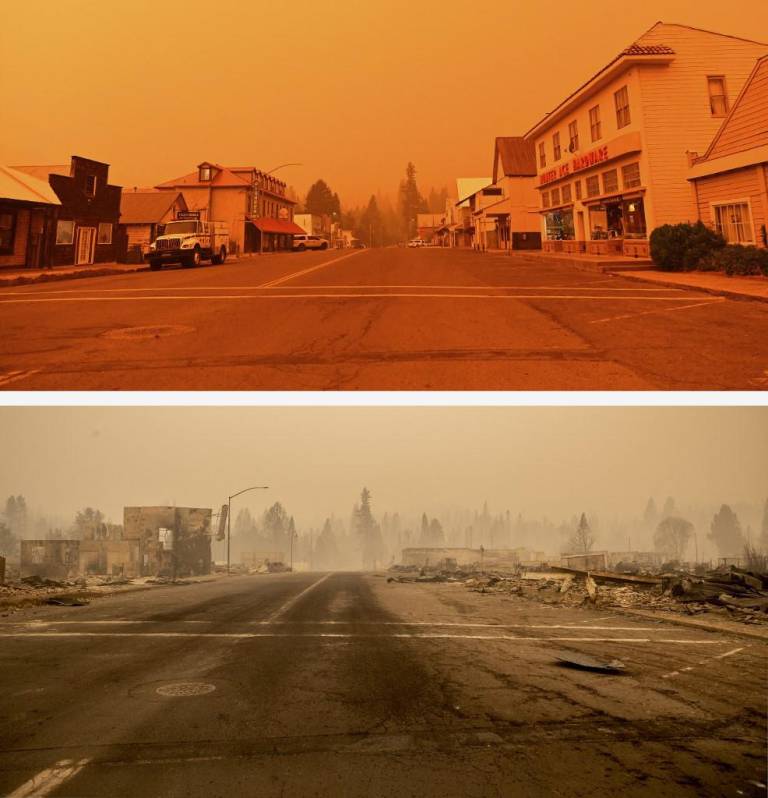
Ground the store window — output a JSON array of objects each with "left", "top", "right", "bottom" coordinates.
[
  {"left": 589, "top": 105, "right": 601, "bottom": 141},
  {"left": 714, "top": 202, "right": 754, "bottom": 244},
  {"left": 553, "top": 132, "right": 561, "bottom": 161},
  {"left": 586, "top": 175, "right": 600, "bottom": 198},
  {"left": 574, "top": 180, "right": 582, "bottom": 200},
  {"left": 56, "top": 219, "right": 74, "bottom": 245},
  {"left": 589, "top": 203, "right": 623, "bottom": 239},
  {"left": 622, "top": 162, "right": 641, "bottom": 189},
  {"left": 539, "top": 142, "right": 546, "bottom": 168},
  {"left": 562, "top": 184, "right": 572, "bottom": 203},
  {"left": 614, "top": 86, "right": 631, "bottom": 128},
  {"left": 550, "top": 187, "right": 560, "bottom": 206},
  {"left": 707, "top": 76, "right": 729, "bottom": 117},
  {"left": 568, "top": 120, "right": 579, "bottom": 153},
  {"left": 97, "top": 222, "right": 113, "bottom": 245},
  {"left": 623, "top": 198, "right": 647, "bottom": 239},
  {"left": 602, "top": 169, "right": 619, "bottom": 194},
  {"left": 0, "top": 210, "right": 16, "bottom": 254},
  {"left": 542, "top": 191, "right": 550, "bottom": 208},
  {"left": 545, "top": 209, "right": 575, "bottom": 240}
]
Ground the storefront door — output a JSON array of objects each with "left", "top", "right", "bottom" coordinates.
[{"left": 75, "top": 226, "right": 96, "bottom": 265}]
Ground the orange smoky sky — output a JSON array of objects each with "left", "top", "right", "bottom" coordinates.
[{"left": 2, "top": 0, "right": 767, "bottom": 206}]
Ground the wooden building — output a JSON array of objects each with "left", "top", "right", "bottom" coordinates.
[
  {"left": 14, "top": 156, "right": 122, "bottom": 266},
  {"left": 689, "top": 54, "right": 768, "bottom": 247},
  {"left": 0, "top": 166, "right": 61, "bottom": 269},
  {"left": 524, "top": 23, "right": 768, "bottom": 258},
  {"left": 118, "top": 189, "right": 188, "bottom": 261}
]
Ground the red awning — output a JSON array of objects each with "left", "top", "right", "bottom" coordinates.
[{"left": 249, "top": 217, "right": 306, "bottom": 235}]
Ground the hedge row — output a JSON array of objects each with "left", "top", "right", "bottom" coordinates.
[{"left": 649, "top": 222, "right": 768, "bottom": 276}]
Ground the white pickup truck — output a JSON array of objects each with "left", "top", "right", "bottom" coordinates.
[{"left": 146, "top": 219, "right": 229, "bottom": 270}]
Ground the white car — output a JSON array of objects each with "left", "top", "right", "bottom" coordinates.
[
  {"left": 293, "top": 234, "right": 329, "bottom": 251},
  {"left": 407, "top": 239, "right": 426, "bottom": 248}
]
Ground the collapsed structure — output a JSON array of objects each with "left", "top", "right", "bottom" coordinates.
[{"left": 19, "top": 506, "right": 212, "bottom": 580}]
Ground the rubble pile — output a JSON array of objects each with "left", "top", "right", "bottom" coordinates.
[{"left": 387, "top": 563, "right": 768, "bottom": 626}]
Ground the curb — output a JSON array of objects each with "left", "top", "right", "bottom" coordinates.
[
  {"left": 609, "top": 607, "right": 768, "bottom": 642},
  {"left": 0, "top": 265, "right": 149, "bottom": 288},
  {"left": 608, "top": 269, "right": 768, "bottom": 304}
]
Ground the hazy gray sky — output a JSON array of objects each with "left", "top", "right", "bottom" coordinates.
[{"left": 0, "top": 407, "right": 765, "bottom": 529}]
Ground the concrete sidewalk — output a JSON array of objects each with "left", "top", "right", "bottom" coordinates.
[
  {"left": 611, "top": 268, "right": 768, "bottom": 303},
  {"left": 0, "top": 261, "right": 148, "bottom": 287}
]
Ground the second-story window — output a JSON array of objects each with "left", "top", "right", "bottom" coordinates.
[
  {"left": 562, "top": 183, "right": 572, "bottom": 203},
  {"left": 707, "top": 76, "right": 729, "bottom": 116},
  {"left": 586, "top": 175, "right": 600, "bottom": 198},
  {"left": 85, "top": 174, "right": 97, "bottom": 197},
  {"left": 199, "top": 166, "right": 211, "bottom": 182},
  {"left": 589, "top": 105, "right": 602, "bottom": 141},
  {"left": 551, "top": 187, "right": 561, "bottom": 206},
  {"left": 602, "top": 169, "right": 619, "bottom": 194},
  {"left": 568, "top": 120, "right": 579, "bottom": 153},
  {"left": 615, "top": 86, "right": 631, "bottom": 128},
  {"left": 539, "top": 142, "right": 546, "bottom": 169},
  {"left": 574, "top": 180, "right": 582, "bottom": 200},
  {"left": 553, "top": 132, "right": 561, "bottom": 161},
  {"left": 542, "top": 191, "right": 550, "bottom": 208}
]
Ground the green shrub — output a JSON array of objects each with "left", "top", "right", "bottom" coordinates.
[
  {"left": 699, "top": 244, "right": 768, "bottom": 276},
  {"left": 649, "top": 222, "right": 725, "bottom": 271}
]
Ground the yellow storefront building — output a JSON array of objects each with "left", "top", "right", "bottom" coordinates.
[{"left": 524, "top": 23, "right": 767, "bottom": 258}]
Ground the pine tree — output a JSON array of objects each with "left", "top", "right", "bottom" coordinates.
[
  {"left": 398, "top": 162, "right": 423, "bottom": 239},
  {"left": 569, "top": 512, "right": 595, "bottom": 554},
  {"left": 709, "top": 504, "right": 744, "bottom": 556}
]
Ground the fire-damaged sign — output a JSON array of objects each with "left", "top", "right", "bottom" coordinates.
[{"left": 217, "top": 504, "right": 228, "bottom": 541}]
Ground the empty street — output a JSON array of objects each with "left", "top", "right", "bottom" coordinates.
[
  {"left": 1, "top": 571, "right": 766, "bottom": 797},
  {"left": 2, "top": 248, "right": 767, "bottom": 390}
]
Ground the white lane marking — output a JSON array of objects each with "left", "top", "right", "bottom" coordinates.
[
  {"left": 591, "top": 298, "right": 725, "bottom": 324},
  {"left": 0, "top": 632, "right": 723, "bottom": 643},
  {"left": 0, "top": 284, "right": 686, "bottom": 295},
  {"left": 260, "top": 250, "right": 365, "bottom": 288},
  {"left": 265, "top": 572, "right": 334, "bottom": 623},
  {"left": 0, "top": 369, "right": 41, "bottom": 386},
  {"left": 250, "top": 621, "right": 658, "bottom": 630},
  {"left": 713, "top": 646, "right": 745, "bottom": 659},
  {"left": 1, "top": 620, "right": 658, "bottom": 631},
  {"left": 660, "top": 646, "right": 747, "bottom": 679},
  {"left": 7, "top": 758, "right": 90, "bottom": 798},
  {"left": 0, "top": 294, "right": 715, "bottom": 305}
]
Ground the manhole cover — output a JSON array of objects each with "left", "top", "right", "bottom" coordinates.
[
  {"left": 155, "top": 682, "right": 216, "bottom": 697},
  {"left": 103, "top": 325, "right": 195, "bottom": 340}
]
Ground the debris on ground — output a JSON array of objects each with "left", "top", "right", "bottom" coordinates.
[
  {"left": 44, "top": 597, "right": 89, "bottom": 607},
  {"left": 386, "top": 562, "right": 768, "bottom": 626},
  {"left": 555, "top": 654, "right": 627, "bottom": 673}
]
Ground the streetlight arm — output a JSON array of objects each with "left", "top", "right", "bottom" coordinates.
[{"left": 229, "top": 486, "right": 269, "bottom": 501}]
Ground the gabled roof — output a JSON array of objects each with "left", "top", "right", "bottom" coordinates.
[
  {"left": 697, "top": 54, "right": 768, "bottom": 163},
  {"left": 493, "top": 137, "right": 537, "bottom": 182},
  {"left": 0, "top": 166, "right": 61, "bottom": 205},
  {"left": 12, "top": 164, "right": 70, "bottom": 182},
  {"left": 156, "top": 163, "right": 251, "bottom": 189},
  {"left": 120, "top": 190, "right": 186, "bottom": 224}
]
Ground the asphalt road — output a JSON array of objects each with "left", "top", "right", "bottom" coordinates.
[
  {"left": 0, "top": 572, "right": 765, "bottom": 797},
  {"left": 2, "top": 248, "right": 768, "bottom": 390}
]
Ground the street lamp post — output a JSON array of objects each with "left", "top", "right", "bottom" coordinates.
[{"left": 227, "top": 485, "right": 269, "bottom": 575}]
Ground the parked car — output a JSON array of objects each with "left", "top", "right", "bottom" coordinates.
[
  {"left": 146, "top": 218, "right": 229, "bottom": 270},
  {"left": 293, "top": 234, "right": 329, "bottom": 251},
  {"left": 407, "top": 239, "right": 425, "bottom": 248}
]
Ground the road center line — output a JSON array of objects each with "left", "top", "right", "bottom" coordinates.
[
  {"left": 260, "top": 250, "right": 365, "bottom": 287},
  {"left": 6, "top": 758, "right": 90, "bottom": 798},
  {"left": 264, "top": 572, "right": 335, "bottom": 622}
]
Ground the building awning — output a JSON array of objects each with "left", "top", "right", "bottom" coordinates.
[
  {"left": 248, "top": 217, "right": 306, "bottom": 235},
  {"left": 539, "top": 203, "right": 575, "bottom": 214}
]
